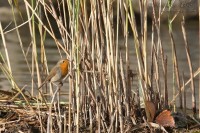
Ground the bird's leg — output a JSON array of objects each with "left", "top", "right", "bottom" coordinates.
[{"left": 52, "top": 82, "right": 63, "bottom": 90}]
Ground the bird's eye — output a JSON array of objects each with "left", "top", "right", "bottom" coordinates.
[{"left": 63, "top": 60, "right": 65, "bottom": 63}]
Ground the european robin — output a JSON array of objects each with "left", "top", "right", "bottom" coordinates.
[{"left": 38, "top": 59, "right": 69, "bottom": 89}]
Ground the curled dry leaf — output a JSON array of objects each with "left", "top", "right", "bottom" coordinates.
[{"left": 155, "top": 110, "right": 175, "bottom": 127}]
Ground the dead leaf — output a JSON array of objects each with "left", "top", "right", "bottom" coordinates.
[
  {"left": 145, "top": 101, "right": 156, "bottom": 122},
  {"left": 155, "top": 110, "right": 175, "bottom": 127}
]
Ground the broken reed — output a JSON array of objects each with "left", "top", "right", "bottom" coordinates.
[{"left": 0, "top": 0, "right": 199, "bottom": 132}]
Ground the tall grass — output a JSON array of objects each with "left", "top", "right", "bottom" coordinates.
[{"left": 0, "top": 0, "right": 199, "bottom": 132}]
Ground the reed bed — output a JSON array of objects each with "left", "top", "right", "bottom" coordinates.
[{"left": 0, "top": 0, "right": 200, "bottom": 132}]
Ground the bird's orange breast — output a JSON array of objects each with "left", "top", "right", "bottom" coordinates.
[{"left": 60, "top": 60, "right": 69, "bottom": 77}]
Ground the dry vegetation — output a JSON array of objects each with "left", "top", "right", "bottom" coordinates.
[{"left": 0, "top": 0, "right": 200, "bottom": 132}]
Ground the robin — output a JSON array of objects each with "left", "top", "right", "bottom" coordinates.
[{"left": 38, "top": 59, "right": 69, "bottom": 89}]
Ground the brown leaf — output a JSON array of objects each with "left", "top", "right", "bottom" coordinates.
[
  {"left": 155, "top": 110, "right": 175, "bottom": 127},
  {"left": 145, "top": 101, "right": 156, "bottom": 122}
]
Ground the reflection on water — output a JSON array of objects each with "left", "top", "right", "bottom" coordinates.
[{"left": 0, "top": 20, "right": 199, "bottom": 108}]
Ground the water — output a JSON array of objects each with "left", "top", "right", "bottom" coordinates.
[
  {"left": 117, "top": 19, "right": 199, "bottom": 109},
  {"left": 0, "top": 18, "right": 199, "bottom": 108},
  {"left": 0, "top": 24, "right": 69, "bottom": 101}
]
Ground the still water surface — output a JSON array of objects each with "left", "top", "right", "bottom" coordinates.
[{"left": 0, "top": 20, "right": 199, "bottom": 108}]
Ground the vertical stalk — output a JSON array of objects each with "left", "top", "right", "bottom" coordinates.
[
  {"left": 198, "top": 0, "right": 200, "bottom": 118},
  {"left": 143, "top": 0, "right": 148, "bottom": 86},
  {"left": 181, "top": 18, "right": 196, "bottom": 115},
  {"left": 124, "top": 0, "right": 130, "bottom": 116},
  {"left": 167, "top": 0, "right": 176, "bottom": 112},
  {"left": 74, "top": 0, "right": 80, "bottom": 132},
  {"left": 115, "top": 0, "right": 120, "bottom": 131},
  {"left": 0, "top": 23, "right": 13, "bottom": 88}
]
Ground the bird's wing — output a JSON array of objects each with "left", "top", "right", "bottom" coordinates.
[
  {"left": 38, "top": 66, "right": 58, "bottom": 89},
  {"left": 45, "top": 66, "right": 58, "bottom": 81}
]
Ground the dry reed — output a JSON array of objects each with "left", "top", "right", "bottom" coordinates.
[{"left": 0, "top": 0, "right": 199, "bottom": 132}]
